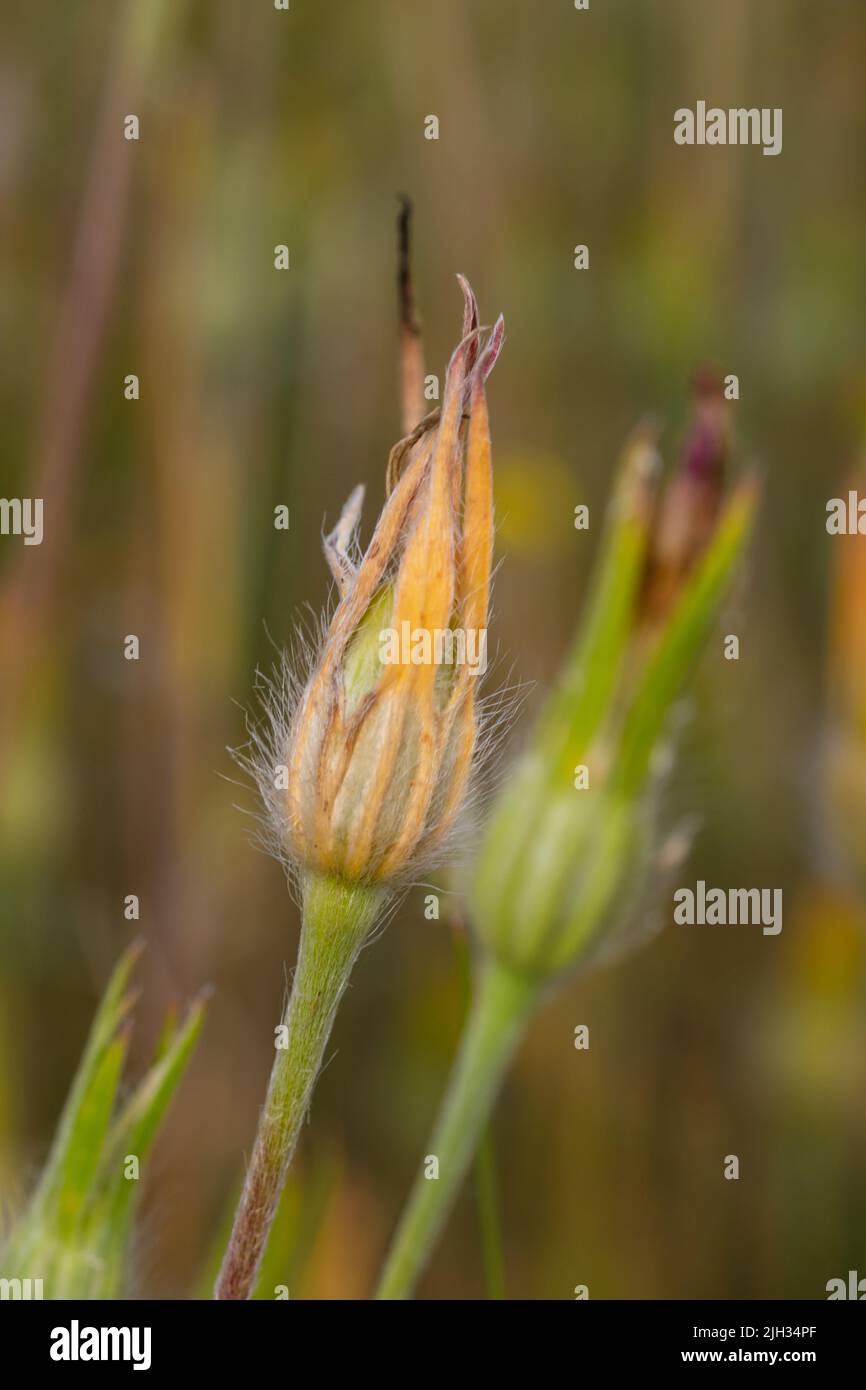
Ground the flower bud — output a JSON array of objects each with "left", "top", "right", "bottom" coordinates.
[
  {"left": 472, "top": 392, "right": 757, "bottom": 984},
  {"left": 472, "top": 750, "right": 652, "bottom": 980},
  {"left": 282, "top": 284, "right": 504, "bottom": 885}
]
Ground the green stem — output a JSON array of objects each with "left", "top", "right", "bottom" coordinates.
[
  {"left": 215, "top": 873, "right": 382, "bottom": 1300},
  {"left": 376, "top": 955, "right": 538, "bottom": 1300}
]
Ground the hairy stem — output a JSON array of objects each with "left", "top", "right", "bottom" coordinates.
[
  {"left": 376, "top": 956, "right": 538, "bottom": 1300},
  {"left": 215, "top": 873, "right": 382, "bottom": 1300}
]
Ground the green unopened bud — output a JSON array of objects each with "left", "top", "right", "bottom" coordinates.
[
  {"left": 473, "top": 750, "right": 652, "bottom": 979},
  {"left": 472, "top": 410, "right": 758, "bottom": 985}
]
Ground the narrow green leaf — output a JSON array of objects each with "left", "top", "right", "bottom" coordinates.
[
  {"left": 53, "top": 1031, "right": 129, "bottom": 1243},
  {"left": 25, "top": 942, "right": 142, "bottom": 1226},
  {"left": 536, "top": 426, "right": 658, "bottom": 779},
  {"left": 82, "top": 994, "right": 208, "bottom": 1297},
  {"left": 611, "top": 475, "right": 759, "bottom": 796},
  {"left": 104, "top": 995, "right": 208, "bottom": 1223}
]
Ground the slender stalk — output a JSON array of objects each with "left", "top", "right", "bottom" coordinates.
[
  {"left": 215, "top": 873, "right": 382, "bottom": 1300},
  {"left": 376, "top": 956, "right": 539, "bottom": 1300}
]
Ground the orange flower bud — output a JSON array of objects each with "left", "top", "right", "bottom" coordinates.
[{"left": 282, "top": 283, "right": 504, "bottom": 885}]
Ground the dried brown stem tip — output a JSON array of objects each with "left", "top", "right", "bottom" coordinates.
[{"left": 397, "top": 195, "right": 426, "bottom": 434}]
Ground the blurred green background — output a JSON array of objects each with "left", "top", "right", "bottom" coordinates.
[{"left": 1, "top": 0, "right": 866, "bottom": 1298}]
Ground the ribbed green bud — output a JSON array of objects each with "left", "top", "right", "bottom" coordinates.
[
  {"left": 473, "top": 753, "right": 651, "bottom": 979},
  {"left": 471, "top": 422, "right": 758, "bottom": 986}
]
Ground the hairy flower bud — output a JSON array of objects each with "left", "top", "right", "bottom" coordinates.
[{"left": 281, "top": 283, "right": 504, "bottom": 885}]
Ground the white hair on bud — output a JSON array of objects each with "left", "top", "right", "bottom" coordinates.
[
  {"left": 226, "top": 602, "right": 528, "bottom": 905},
  {"left": 226, "top": 612, "right": 324, "bottom": 905}
]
